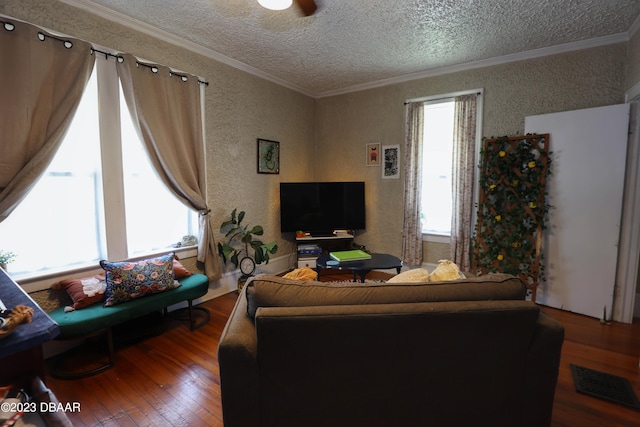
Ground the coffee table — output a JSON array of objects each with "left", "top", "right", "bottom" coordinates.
[{"left": 316, "top": 253, "right": 403, "bottom": 282}]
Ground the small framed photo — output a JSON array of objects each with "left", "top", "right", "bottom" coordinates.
[
  {"left": 257, "top": 138, "right": 280, "bottom": 174},
  {"left": 382, "top": 145, "right": 400, "bottom": 179},
  {"left": 366, "top": 143, "right": 381, "bottom": 166}
]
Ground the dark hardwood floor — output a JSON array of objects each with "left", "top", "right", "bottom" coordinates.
[{"left": 44, "top": 271, "right": 640, "bottom": 426}]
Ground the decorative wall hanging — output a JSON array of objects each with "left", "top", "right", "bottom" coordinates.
[
  {"left": 473, "top": 134, "right": 552, "bottom": 301},
  {"left": 366, "top": 143, "right": 381, "bottom": 166},
  {"left": 382, "top": 145, "right": 400, "bottom": 179},
  {"left": 257, "top": 138, "right": 280, "bottom": 174}
]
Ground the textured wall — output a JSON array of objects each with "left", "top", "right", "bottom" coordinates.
[
  {"left": 316, "top": 44, "right": 627, "bottom": 261},
  {"left": 423, "top": 242, "right": 450, "bottom": 266},
  {"left": 2, "top": 0, "right": 631, "bottom": 270},
  {"left": 628, "top": 28, "right": 640, "bottom": 94},
  {"left": 1, "top": 0, "right": 316, "bottom": 274}
]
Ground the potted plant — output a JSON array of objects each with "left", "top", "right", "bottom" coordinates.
[
  {"left": 217, "top": 209, "right": 278, "bottom": 290},
  {"left": 0, "top": 250, "right": 16, "bottom": 271}
]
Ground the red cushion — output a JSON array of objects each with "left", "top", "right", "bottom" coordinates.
[
  {"left": 173, "top": 259, "right": 192, "bottom": 278},
  {"left": 51, "top": 275, "right": 106, "bottom": 310}
]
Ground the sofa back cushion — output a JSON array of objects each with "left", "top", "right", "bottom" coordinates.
[
  {"left": 246, "top": 273, "right": 525, "bottom": 319},
  {"left": 254, "top": 299, "right": 539, "bottom": 426}
]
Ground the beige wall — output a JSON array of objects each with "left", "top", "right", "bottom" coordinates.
[
  {"left": 1, "top": 0, "right": 316, "bottom": 273},
  {"left": 2, "top": 0, "right": 635, "bottom": 271},
  {"left": 316, "top": 44, "right": 627, "bottom": 261}
]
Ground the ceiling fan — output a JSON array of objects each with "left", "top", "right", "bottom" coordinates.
[
  {"left": 294, "top": 0, "right": 318, "bottom": 16},
  {"left": 258, "top": 0, "right": 318, "bottom": 16}
]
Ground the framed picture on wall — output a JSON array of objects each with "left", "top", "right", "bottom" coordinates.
[
  {"left": 366, "top": 143, "right": 381, "bottom": 166},
  {"left": 257, "top": 138, "right": 280, "bottom": 174},
  {"left": 382, "top": 145, "right": 400, "bottom": 179}
]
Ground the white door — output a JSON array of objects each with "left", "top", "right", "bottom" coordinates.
[{"left": 525, "top": 104, "right": 630, "bottom": 320}]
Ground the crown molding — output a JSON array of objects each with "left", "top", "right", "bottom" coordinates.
[
  {"left": 627, "top": 80, "right": 640, "bottom": 102},
  {"left": 57, "top": 0, "right": 315, "bottom": 97},
  {"left": 629, "top": 12, "right": 640, "bottom": 38},
  {"left": 316, "top": 33, "right": 629, "bottom": 98},
  {"left": 56, "top": 0, "right": 632, "bottom": 99}
]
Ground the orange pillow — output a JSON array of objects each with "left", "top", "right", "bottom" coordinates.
[
  {"left": 283, "top": 267, "right": 318, "bottom": 281},
  {"left": 51, "top": 275, "right": 106, "bottom": 310},
  {"left": 173, "top": 259, "right": 193, "bottom": 278}
]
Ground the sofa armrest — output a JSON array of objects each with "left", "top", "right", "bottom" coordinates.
[
  {"left": 522, "top": 311, "right": 564, "bottom": 427},
  {"left": 217, "top": 288, "right": 259, "bottom": 427},
  {"left": 30, "top": 376, "right": 73, "bottom": 427}
]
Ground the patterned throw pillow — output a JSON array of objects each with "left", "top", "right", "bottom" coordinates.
[{"left": 100, "top": 252, "right": 180, "bottom": 307}]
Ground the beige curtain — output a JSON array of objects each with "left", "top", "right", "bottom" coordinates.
[
  {"left": 450, "top": 94, "right": 478, "bottom": 271},
  {"left": 401, "top": 102, "right": 425, "bottom": 266},
  {"left": 117, "top": 54, "right": 220, "bottom": 281},
  {"left": 0, "top": 20, "right": 95, "bottom": 222}
]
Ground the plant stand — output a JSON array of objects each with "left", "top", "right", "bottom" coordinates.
[{"left": 473, "top": 134, "right": 551, "bottom": 301}]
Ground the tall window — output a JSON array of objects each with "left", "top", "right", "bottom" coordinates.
[
  {"left": 421, "top": 100, "right": 455, "bottom": 235},
  {"left": 0, "top": 63, "right": 197, "bottom": 276},
  {"left": 403, "top": 90, "right": 481, "bottom": 268},
  {"left": 119, "top": 83, "right": 197, "bottom": 255}
]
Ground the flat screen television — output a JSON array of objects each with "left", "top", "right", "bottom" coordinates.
[{"left": 280, "top": 182, "right": 365, "bottom": 235}]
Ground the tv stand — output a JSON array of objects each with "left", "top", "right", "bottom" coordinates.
[
  {"left": 295, "top": 233, "right": 354, "bottom": 269},
  {"left": 310, "top": 231, "right": 336, "bottom": 237}
]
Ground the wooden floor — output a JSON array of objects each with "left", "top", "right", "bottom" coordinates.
[{"left": 44, "top": 271, "right": 640, "bottom": 426}]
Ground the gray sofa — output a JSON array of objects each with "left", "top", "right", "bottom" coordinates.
[{"left": 218, "top": 273, "right": 564, "bottom": 427}]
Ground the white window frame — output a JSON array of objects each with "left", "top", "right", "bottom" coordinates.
[
  {"left": 9, "top": 52, "right": 201, "bottom": 284},
  {"left": 406, "top": 89, "right": 484, "bottom": 244}
]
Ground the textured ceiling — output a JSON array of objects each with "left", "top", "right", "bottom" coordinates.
[{"left": 64, "top": 0, "right": 640, "bottom": 97}]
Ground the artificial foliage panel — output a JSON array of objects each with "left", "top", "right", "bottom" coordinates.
[{"left": 473, "top": 134, "right": 551, "bottom": 301}]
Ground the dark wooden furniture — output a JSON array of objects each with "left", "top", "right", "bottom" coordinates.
[
  {"left": 315, "top": 252, "right": 402, "bottom": 282},
  {"left": 0, "top": 268, "right": 60, "bottom": 385},
  {"left": 0, "top": 268, "right": 72, "bottom": 426},
  {"left": 295, "top": 233, "right": 354, "bottom": 268}
]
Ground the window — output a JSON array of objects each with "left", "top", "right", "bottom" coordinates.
[
  {"left": 421, "top": 100, "right": 455, "bottom": 235},
  {"left": 0, "top": 61, "right": 198, "bottom": 276},
  {"left": 416, "top": 90, "right": 482, "bottom": 239},
  {"left": 119, "top": 83, "right": 198, "bottom": 256}
]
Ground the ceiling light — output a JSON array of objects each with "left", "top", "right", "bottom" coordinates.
[{"left": 258, "top": 0, "right": 292, "bottom": 11}]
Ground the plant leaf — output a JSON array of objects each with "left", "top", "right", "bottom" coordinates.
[
  {"left": 230, "top": 251, "right": 240, "bottom": 268},
  {"left": 249, "top": 225, "right": 264, "bottom": 235},
  {"left": 264, "top": 242, "right": 278, "bottom": 254}
]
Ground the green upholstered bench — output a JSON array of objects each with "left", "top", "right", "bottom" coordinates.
[
  {"left": 35, "top": 273, "right": 210, "bottom": 379},
  {"left": 50, "top": 273, "right": 210, "bottom": 337}
]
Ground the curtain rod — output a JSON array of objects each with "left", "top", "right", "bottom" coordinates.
[
  {"left": 3, "top": 17, "right": 210, "bottom": 87},
  {"left": 91, "top": 48, "right": 124, "bottom": 63},
  {"left": 37, "top": 31, "right": 74, "bottom": 49},
  {"left": 404, "top": 91, "right": 481, "bottom": 105},
  {"left": 136, "top": 61, "right": 209, "bottom": 86}
]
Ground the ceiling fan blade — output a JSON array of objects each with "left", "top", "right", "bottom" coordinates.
[{"left": 294, "top": 0, "right": 317, "bottom": 16}]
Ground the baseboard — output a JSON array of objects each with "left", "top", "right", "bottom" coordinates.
[{"left": 195, "top": 253, "right": 291, "bottom": 301}]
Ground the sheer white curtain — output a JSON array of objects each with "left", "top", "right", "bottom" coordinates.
[
  {"left": 117, "top": 54, "right": 220, "bottom": 281},
  {"left": 450, "top": 94, "right": 478, "bottom": 271},
  {"left": 401, "top": 102, "right": 425, "bottom": 266},
  {"left": 0, "top": 20, "right": 95, "bottom": 222}
]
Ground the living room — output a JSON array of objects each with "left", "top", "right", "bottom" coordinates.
[
  {"left": 2, "top": 0, "right": 639, "bottom": 298},
  {"left": 1, "top": 0, "right": 640, "bottom": 425}
]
